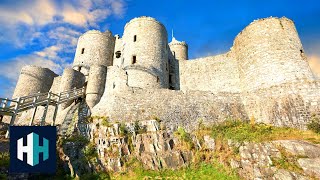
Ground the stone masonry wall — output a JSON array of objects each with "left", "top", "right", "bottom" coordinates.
[
  {"left": 242, "top": 80, "right": 320, "bottom": 129},
  {"left": 179, "top": 52, "right": 241, "bottom": 93},
  {"left": 93, "top": 88, "right": 248, "bottom": 131}
]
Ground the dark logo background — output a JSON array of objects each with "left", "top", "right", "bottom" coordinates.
[{"left": 9, "top": 126, "right": 56, "bottom": 174}]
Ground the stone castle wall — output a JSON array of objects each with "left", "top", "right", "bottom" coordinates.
[
  {"left": 93, "top": 88, "right": 247, "bottom": 131},
  {"left": 179, "top": 52, "right": 241, "bottom": 93},
  {"left": 242, "top": 80, "right": 320, "bottom": 129},
  {"left": 12, "top": 65, "right": 58, "bottom": 98}
]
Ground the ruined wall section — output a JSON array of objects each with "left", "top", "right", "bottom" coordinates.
[
  {"left": 73, "top": 30, "right": 115, "bottom": 76},
  {"left": 86, "top": 65, "right": 107, "bottom": 109},
  {"left": 92, "top": 89, "right": 247, "bottom": 131},
  {"left": 13, "top": 65, "right": 58, "bottom": 98},
  {"left": 122, "top": 17, "right": 169, "bottom": 89},
  {"left": 233, "top": 17, "right": 315, "bottom": 92},
  {"left": 179, "top": 52, "right": 241, "bottom": 93}
]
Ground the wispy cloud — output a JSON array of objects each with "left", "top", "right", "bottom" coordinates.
[{"left": 0, "top": 0, "right": 127, "bottom": 97}]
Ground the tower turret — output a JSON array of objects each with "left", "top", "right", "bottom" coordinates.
[
  {"left": 73, "top": 30, "right": 115, "bottom": 76},
  {"left": 169, "top": 37, "right": 188, "bottom": 61},
  {"left": 122, "top": 16, "right": 169, "bottom": 88}
]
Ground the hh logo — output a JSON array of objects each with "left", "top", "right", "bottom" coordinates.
[{"left": 10, "top": 126, "right": 56, "bottom": 173}]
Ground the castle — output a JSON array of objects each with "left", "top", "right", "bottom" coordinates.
[{"left": 11, "top": 16, "right": 320, "bottom": 130}]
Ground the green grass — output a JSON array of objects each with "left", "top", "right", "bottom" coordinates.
[
  {"left": 113, "top": 162, "right": 238, "bottom": 180},
  {"left": 211, "top": 119, "right": 320, "bottom": 143}
]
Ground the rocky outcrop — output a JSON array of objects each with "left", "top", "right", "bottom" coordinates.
[
  {"left": 92, "top": 119, "right": 193, "bottom": 171},
  {"left": 230, "top": 140, "right": 320, "bottom": 180}
]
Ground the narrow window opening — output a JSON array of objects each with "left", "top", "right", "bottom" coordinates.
[
  {"left": 79, "top": 66, "right": 82, "bottom": 72},
  {"left": 132, "top": 56, "right": 137, "bottom": 64},
  {"left": 300, "top": 49, "right": 304, "bottom": 54},
  {"left": 133, "top": 35, "right": 137, "bottom": 42},
  {"left": 115, "top": 51, "right": 121, "bottom": 58},
  {"left": 156, "top": 76, "right": 159, "bottom": 82},
  {"left": 81, "top": 48, "right": 85, "bottom": 54},
  {"left": 173, "top": 51, "right": 176, "bottom": 58},
  {"left": 169, "top": 75, "right": 172, "bottom": 84}
]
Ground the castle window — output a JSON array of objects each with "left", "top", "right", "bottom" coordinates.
[
  {"left": 169, "top": 75, "right": 172, "bottom": 84},
  {"left": 115, "top": 51, "right": 121, "bottom": 58},
  {"left": 173, "top": 51, "right": 176, "bottom": 58},
  {"left": 79, "top": 66, "right": 82, "bottom": 71},
  {"left": 133, "top": 35, "right": 137, "bottom": 42},
  {"left": 132, "top": 56, "right": 137, "bottom": 64},
  {"left": 81, "top": 48, "right": 85, "bottom": 54},
  {"left": 157, "top": 76, "right": 159, "bottom": 82}
]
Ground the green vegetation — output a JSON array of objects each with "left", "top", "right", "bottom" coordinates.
[
  {"left": 0, "top": 152, "right": 9, "bottom": 168},
  {"left": 113, "top": 159, "right": 238, "bottom": 180},
  {"left": 211, "top": 118, "right": 320, "bottom": 143},
  {"left": 271, "top": 147, "right": 304, "bottom": 174},
  {"left": 174, "top": 127, "right": 194, "bottom": 150},
  {"left": 307, "top": 114, "right": 320, "bottom": 134}
]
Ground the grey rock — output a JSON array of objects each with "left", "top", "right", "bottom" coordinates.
[
  {"left": 297, "top": 158, "right": 320, "bottom": 178},
  {"left": 273, "top": 140, "right": 320, "bottom": 158},
  {"left": 203, "top": 135, "right": 215, "bottom": 150}
]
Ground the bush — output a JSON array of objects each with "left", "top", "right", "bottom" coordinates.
[{"left": 307, "top": 115, "right": 320, "bottom": 134}]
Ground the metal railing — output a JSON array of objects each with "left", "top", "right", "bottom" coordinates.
[{"left": 0, "top": 87, "right": 85, "bottom": 138}]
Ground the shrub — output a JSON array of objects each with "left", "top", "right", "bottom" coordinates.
[
  {"left": 101, "top": 116, "right": 110, "bottom": 127},
  {"left": 307, "top": 115, "right": 320, "bottom": 134},
  {"left": 119, "top": 123, "right": 128, "bottom": 136}
]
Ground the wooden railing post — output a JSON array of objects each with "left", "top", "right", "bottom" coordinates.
[
  {"left": 40, "top": 92, "right": 51, "bottom": 126},
  {"left": 29, "top": 93, "right": 39, "bottom": 126},
  {"left": 6, "top": 97, "right": 20, "bottom": 138},
  {"left": 52, "top": 92, "right": 61, "bottom": 126}
]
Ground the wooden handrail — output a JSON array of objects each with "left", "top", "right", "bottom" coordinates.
[{"left": 0, "top": 87, "right": 85, "bottom": 116}]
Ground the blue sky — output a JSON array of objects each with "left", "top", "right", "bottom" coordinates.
[{"left": 0, "top": 0, "right": 320, "bottom": 97}]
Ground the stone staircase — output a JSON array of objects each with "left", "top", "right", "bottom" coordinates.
[
  {"left": 59, "top": 101, "right": 91, "bottom": 138},
  {"left": 59, "top": 103, "right": 80, "bottom": 137}
]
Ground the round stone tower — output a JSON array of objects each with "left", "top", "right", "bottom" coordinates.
[
  {"left": 73, "top": 30, "right": 115, "bottom": 76},
  {"left": 122, "top": 16, "right": 169, "bottom": 88},
  {"left": 169, "top": 37, "right": 188, "bottom": 60},
  {"left": 86, "top": 65, "right": 107, "bottom": 109},
  {"left": 233, "top": 17, "right": 315, "bottom": 92},
  {"left": 13, "top": 65, "right": 58, "bottom": 98}
]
